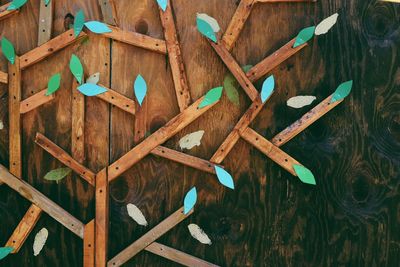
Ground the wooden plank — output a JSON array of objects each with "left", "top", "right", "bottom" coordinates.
[
  {"left": 96, "top": 169, "right": 109, "bottom": 267},
  {"left": 108, "top": 95, "right": 220, "bottom": 181},
  {"left": 96, "top": 84, "right": 136, "bottom": 115},
  {"left": 98, "top": 0, "right": 118, "bottom": 26},
  {"left": 158, "top": 0, "right": 191, "bottom": 111},
  {"left": 71, "top": 81, "right": 85, "bottom": 163},
  {"left": 0, "top": 164, "right": 85, "bottom": 238},
  {"left": 0, "top": 2, "right": 18, "bottom": 21},
  {"left": 37, "top": 0, "right": 54, "bottom": 46},
  {"left": 20, "top": 29, "right": 87, "bottom": 70},
  {"left": 104, "top": 26, "right": 167, "bottom": 54},
  {"left": 35, "top": 132, "right": 95, "bottom": 186},
  {"left": 0, "top": 71, "right": 8, "bottom": 84},
  {"left": 256, "top": 0, "right": 317, "bottom": 3},
  {"left": 19, "top": 89, "right": 55, "bottom": 114},
  {"left": 84, "top": 220, "right": 95, "bottom": 267},
  {"left": 107, "top": 207, "right": 193, "bottom": 267}
]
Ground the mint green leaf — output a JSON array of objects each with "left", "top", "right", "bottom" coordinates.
[
  {"left": 293, "top": 164, "right": 316, "bottom": 185},
  {"left": 331, "top": 80, "right": 353, "bottom": 103},
  {"left": 293, "top": 26, "right": 316, "bottom": 48},
  {"left": 7, "top": 0, "right": 27, "bottom": 10},
  {"left": 198, "top": 86, "right": 223, "bottom": 109},
  {"left": 44, "top": 0, "right": 51, "bottom": 5},
  {"left": 196, "top": 17, "right": 217, "bottom": 43},
  {"left": 223, "top": 74, "right": 240, "bottom": 106},
  {"left": 183, "top": 187, "right": 197, "bottom": 214},
  {"left": 84, "top": 21, "right": 112, "bottom": 34},
  {"left": 70, "top": 54, "right": 84, "bottom": 84},
  {"left": 261, "top": 75, "right": 275, "bottom": 103},
  {"left": 214, "top": 166, "right": 235, "bottom": 189},
  {"left": 46, "top": 73, "right": 61, "bottom": 96},
  {"left": 1, "top": 37, "right": 15, "bottom": 64},
  {"left": 74, "top": 10, "right": 85, "bottom": 37},
  {"left": 44, "top": 168, "right": 71, "bottom": 182},
  {"left": 0, "top": 247, "right": 13, "bottom": 260}
]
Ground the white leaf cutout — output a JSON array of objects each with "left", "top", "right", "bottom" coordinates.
[
  {"left": 287, "top": 96, "right": 316, "bottom": 109},
  {"left": 87, "top": 72, "right": 100, "bottom": 84},
  {"left": 127, "top": 204, "right": 148, "bottom": 226},
  {"left": 196, "top": 13, "right": 220, "bottom": 32},
  {"left": 33, "top": 228, "right": 48, "bottom": 256},
  {"left": 179, "top": 130, "right": 205, "bottom": 150},
  {"left": 0, "top": 120, "right": 3, "bottom": 130},
  {"left": 315, "top": 13, "right": 339, "bottom": 36},
  {"left": 188, "top": 224, "right": 212, "bottom": 245}
]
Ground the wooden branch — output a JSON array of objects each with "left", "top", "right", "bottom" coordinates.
[
  {"left": 108, "top": 207, "right": 193, "bottom": 267},
  {"left": 98, "top": 0, "right": 118, "bottom": 25},
  {"left": 19, "top": 89, "right": 55, "bottom": 114},
  {"left": 0, "top": 3, "right": 18, "bottom": 21},
  {"left": 104, "top": 26, "right": 167, "bottom": 54},
  {"left": 159, "top": 0, "right": 191, "bottom": 111},
  {"left": 256, "top": 0, "right": 317, "bottom": 3},
  {"left": 71, "top": 81, "right": 85, "bottom": 163},
  {"left": 96, "top": 169, "right": 109, "bottom": 267},
  {"left": 20, "top": 29, "right": 87, "bottom": 70},
  {"left": 108, "top": 94, "right": 220, "bottom": 181},
  {"left": 35, "top": 133, "right": 95, "bottom": 186},
  {"left": 0, "top": 164, "right": 85, "bottom": 238},
  {"left": 96, "top": 84, "right": 136, "bottom": 115},
  {"left": 84, "top": 220, "right": 95, "bottom": 267},
  {"left": 0, "top": 71, "right": 8, "bottom": 84},
  {"left": 37, "top": 0, "right": 54, "bottom": 46}
]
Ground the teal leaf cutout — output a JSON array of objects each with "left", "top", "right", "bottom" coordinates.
[
  {"left": 46, "top": 73, "right": 61, "bottom": 96},
  {"left": 84, "top": 21, "right": 112, "bottom": 34},
  {"left": 69, "top": 54, "right": 84, "bottom": 84},
  {"left": 74, "top": 10, "right": 85, "bottom": 37},
  {"left": 293, "top": 26, "right": 316, "bottom": 48},
  {"left": 134, "top": 75, "right": 147, "bottom": 106},
  {"left": 331, "top": 80, "right": 353, "bottom": 103},
  {"left": 223, "top": 65, "right": 253, "bottom": 107},
  {"left": 7, "top": 0, "right": 27, "bottom": 10},
  {"left": 157, "top": 0, "right": 167, "bottom": 11},
  {"left": 78, "top": 83, "right": 107, "bottom": 96},
  {"left": 198, "top": 86, "right": 223, "bottom": 109},
  {"left": 214, "top": 166, "right": 235, "bottom": 189},
  {"left": 1, "top": 37, "right": 15, "bottom": 64},
  {"left": 0, "top": 247, "right": 13, "bottom": 261},
  {"left": 196, "top": 17, "right": 217, "bottom": 43},
  {"left": 44, "top": 0, "right": 50, "bottom": 5},
  {"left": 293, "top": 164, "right": 316, "bottom": 185},
  {"left": 44, "top": 168, "right": 71, "bottom": 183},
  {"left": 183, "top": 187, "right": 197, "bottom": 214},
  {"left": 261, "top": 75, "right": 275, "bottom": 103}
]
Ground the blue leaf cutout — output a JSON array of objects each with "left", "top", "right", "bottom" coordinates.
[
  {"left": 261, "top": 75, "right": 275, "bottom": 103},
  {"left": 183, "top": 187, "right": 197, "bottom": 214},
  {"left": 331, "top": 80, "right": 353, "bottom": 103},
  {"left": 196, "top": 17, "right": 217, "bottom": 43},
  {"left": 7, "top": 0, "right": 27, "bottom": 10},
  {"left": 293, "top": 26, "right": 316, "bottom": 48},
  {"left": 0, "top": 247, "right": 13, "bottom": 261},
  {"left": 157, "top": 0, "right": 168, "bottom": 11},
  {"left": 134, "top": 74, "right": 147, "bottom": 106},
  {"left": 84, "top": 21, "right": 112, "bottom": 34},
  {"left": 214, "top": 166, "right": 235, "bottom": 189},
  {"left": 78, "top": 83, "right": 108, "bottom": 96},
  {"left": 293, "top": 164, "right": 316, "bottom": 185}
]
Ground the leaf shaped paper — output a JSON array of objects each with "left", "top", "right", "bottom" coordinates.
[
  {"left": 196, "top": 17, "right": 217, "bottom": 43},
  {"left": 179, "top": 130, "right": 205, "bottom": 150},
  {"left": 70, "top": 54, "right": 84, "bottom": 84},
  {"left": 198, "top": 86, "right": 223, "bottom": 109},
  {"left": 214, "top": 166, "right": 235, "bottom": 189},
  {"left": 293, "top": 164, "right": 316, "bottom": 185},
  {"left": 74, "top": 10, "right": 85, "bottom": 37},
  {"left": 0, "top": 247, "right": 13, "bottom": 261},
  {"left": 223, "top": 74, "right": 240, "bottom": 106},
  {"left": 87, "top": 72, "right": 100, "bottom": 84},
  {"left": 33, "top": 228, "right": 48, "bottom": 256},
  {"left": 287, "top": 95, "right": 316, "bottom": 108},
  {"left": 261, "top": 75, "right": 275, "bottom": 103},
  {"left": 44, "top": 0, "right": 50, "bottom": 5},
  {"left": 44, "top": 168, "right": 71, "bottom": 182},
  {"left": 293, "top": 26, "right": 316, "bottom": 48},
  {"left": 127, "top": 204, "right": 148, "bottom": 226},
  {"left": 315, "top": 13, "right": 339, "bottom": 36},
  {"left": 156, "top": 0, "right": 168, "bottom": 11},
  {"left": 188, "top": 224, "right": 212, "bottom": 245},
  {"left": 197, "top": 13, "right": 220, "bottom": 32},
  {"left": 1, "top": 37, "right": 15, "bottom": 64},
  {"left": 78, "top": 83, "right": 108, "bottom": 96},
  {"left": 183, "top": 187, "right": 197, "bottom": 215},
  {"left": 7, "top": 0, "right": 27, "bottom": 10},
  {"left": 331, "top": 80, "right": 353, "bottom": 103},
  {"left": 134, "top": 74, "right": 147, "bottom": 106},
  {"left": 84, "top": 21, "right": 112, "bottom": 34},
  {"left": 46, "top": 73, "right": 61, "bottom": 96}
]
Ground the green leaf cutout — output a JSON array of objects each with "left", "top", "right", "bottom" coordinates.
[
  {"left": 331, "top": 80, "right": 353, "bottom": 103},
  {"left": 0, "top": 247, "right": 13, "bottom": 261},
  {"left": 70, "top": 54, "right": 84, "bottom": 84},
  {"left": 196, "top": 17, "right": 217, "bottom": 43},
  {"left": 293, "top": 26, "right": 316, "bottom": 48},
  {"left": 74, "top": 10, "right": 85, "bottom": 37},
  {"left": 1, "top": 37, "right": 15, "bottom": 64},
  {"left": 293, "top": 164, "right": 316, "bottom": 185},
  {"left": 198, "top": 87, "right": 223, "bottom": 109},
  {"left": 46, "top": 73, "right": 61, "bottom": 96},
  {"left": 44, "top": 168, "right": 72, "bottom": 183},
  {"left": 44, "top": 0, "right": 51, "bottom": 5},
  {"left": 7, "top": 0, "right": 27, "bottom": 10},
  {"left": 223, "top": 65, "right": 253, "bottom": 107}
]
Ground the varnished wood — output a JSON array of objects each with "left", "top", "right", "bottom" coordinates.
[
  {"left": 0, "top": 71, "right": 8, "bottom": 84},
  {"left": 84, "top": 220, "right": 95, "bottom": 267},
  {"left": 96, "top": 84, "right": 136, "bottom": 115},
  {"left": 37, "top": 0, "right": 54, "bottom": 46},
  {"left": 19, "top": 89, "right": 55, "bottom": 114},
  {"left": 95, "top": 169, "right": 109, "bottom": 267},
  {"left": 71, "top": 81, "right": 85, "bottom": 163},
  {"left": 0, "top": 2, "right": 18, "bottom": 21},
  {"left": 98, "top": 0, "right": 118, "bottom": 25}
]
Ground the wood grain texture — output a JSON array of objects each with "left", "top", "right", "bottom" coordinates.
[
  {"left": 37, "top": 0, "right": 54, "bottom": 46},
  {"left": 84, "top": 220, "right": 95, "bottom": 267},
  {"left": 71, "top": 81, "right": 85, "bottom": 163},
  {"left": 0, "top": 2, "right": 18, "bottom": 21},
  {"left": 96, "top": 169, "right": 109, "bottom": 267},
  {"left": 96, "top": 84, "right": 136, "bottom": 115},
  {"left": 19, "top": 88, "right": 55, "bottom": 114},
  {"left": 98, "top": 0, "right": 118, "bottom": 25},
  {"left": 0, "top": 70, "right": 8, "bottom": 84}
]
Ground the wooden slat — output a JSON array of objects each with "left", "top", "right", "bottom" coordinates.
[
  {"left": 159, "top": 0, "right": 191, "bottom": 111},
  {"left": 0, "top": 3, "right": 18, "bottom": 21},
  {"left": 256, "top": 0, "right": 317, "bottom": 3},
  {"left": 0, "top": 71, "right": 8, "bottom": 84},
  {"left": 37, "top": 0, "right": 54, "bottom": 46},
  {"left": 20, "top": 29, "right": 87, "bottom": 70},
  {"left": 96, "top": 84, "right": 136, "bottom": 115},
  {"left": 98, "top": 0, "right": 118, "bottom": 25},
  {"left": 104, "top": 26, "right": 167, "bottom": 54},
  {"left": 35, "top": 133, "right": 95, "bottom": 186},
  {"left": 19, "top": 89, "right": 55, "bottom": 114},
  {"left": 107, "top": 207, "right": 193, "bottom": 267},
  {"left": 84, "top": 220, "right": 95, "bottom": 267},
  {"left": 0, "top": 164, "right": 85, "bottom": 238},
  {"left": 71, "top": 81, "right": 85, "bottom": 163},
  {"left": 108, "top": 94, "right": 220, "bottom": 181},
  {"left": 96, "top": 169, "right": 109, "bottom": 267}
]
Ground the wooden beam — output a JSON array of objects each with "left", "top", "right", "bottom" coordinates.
[
  {"left": 96, "top": 169, "right": 109, "bottom": 267},
  {"left": 71, "top": 81, "right": 85, "bottom": 163},
  {"left": 35, "top": 133, "right": 95, "bottom": 186},
  {"left": 37, "top": 0, "right": 54, "bottom": 46},
  {"left": 256, "top": 0, "right": 317, "bottom": 3},
  {"left": 98, "top": 0, "right": 118, "bottom": 26},
  {"left": 0, "top": 3, "right": 18, "bottom": 21},
  {"left": 96, "top": 84, "right": 136, "bottom": 115},
  {"left": 159, "top": 0, "right": 191, "bottom": 111},
  {"left": 19, "top": 89, "right": 55, "bottom": 114},
  {"left": 107, "top": 207, "right": 193, "bottom": 267},
  {"left": 84, "top": 220, "right": 95, "bottom": 267},
  {"left": 0, "top": 71, "right": 8, "bottom": 84}
]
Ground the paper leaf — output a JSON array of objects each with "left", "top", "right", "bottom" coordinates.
[
  {"left": 198, "top": 87, "right": 223, "bottom": 109},
  {"left": 196, "top": 13, "right": 220, "bottom": 32},
  {"left": 214, "top": 166, "right": 235, "bottom": 189},
  {"left": 84, "top": 21, "right": 112, "bottom": 34},
  {"left": 287, "top": 95, "right": 316, "bottom": 108},
  {"left": 46, "top": 73, "right": 61, "bottom": 96},
  {"left": 183, "top": 187, "right": 197, "bottom": 215},
  {"left": 0, "top": 247, "right": 13, "bottom": 261},
  {"left": 74, "top": 10, "right": 85, "bottom": 37},
  {"left": 87, "top": 72, "right": 100, "bottom": 84},
  {"left": 293, "top": 164, "right": 316, "bottom": 185},
  {"left": 188, "top": 224, "right": 212, "bottom": 245},
  {"left": 44, "top": 0, "right": 50, "bottom": 5},
  {"left": 261, "top": 75, "right": 275, "bottom": 103},
  {"left": 134, "top": 74, "right": 147, "bottom": 106},
  {"left": 33, "top": 228, "right": 48, "bottom": 256},
  {"left": 127, "top": 204, "right": 148, "bottom": 226},
  {"left": 78, "top": 83, "right": 108, "bottom": 96},
  {"left": 293, "top": 26, "right": 316, "bottom": 48},
  {"left": 179, "top": 130, "right": 205, "bottom": 150},
  {"left": 223, "top": 74, "right": 240, "bottom": 106},
  {"left": 331, "top": 80, "right": 353, "bottom": 103},
  {"left": 315, "top": 13, "right": 339, "bottom": 36},
  {"left": 44, "top": 168, "right": 71, "bottom": 182},
  {"left": 0, "top": 120, "right": 3, "bottom": 130},
  {"left": 1, "top": 37, "right": 15, "bottom": 64},
  {"left": 7, "top": 0, "right": 27, "bottom": 10},
  {"left": 196, "top": 17, "right": 217, "bottom": 43},
  {"left": 156, "top": 0, "right": 168, "bottom": 11},
  {"left": 70, "top": 54, "right": 84, "bottom": 84}
]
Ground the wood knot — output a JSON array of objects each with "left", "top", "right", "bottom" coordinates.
[
  {"left": 363, "top": 3, "right": 397, "bottom": 40},
  {"left": 135, "top": 19, "right": 149, "bottom": 35}
]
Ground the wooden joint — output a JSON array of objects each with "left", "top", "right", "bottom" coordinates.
[{"left": 96, "top": 84, "right": 136, "bottom": 115}]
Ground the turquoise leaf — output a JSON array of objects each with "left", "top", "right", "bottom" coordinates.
[
  {"left": 134, "top": 75, "right": 147, "bottom": 106},
  {"left": 84, "top": 21, "right": 112, "bottom": 34},
  {"left": 293, "top": 26, "right": 316, "bottom": 48},
  {"left": 198, "top": 86, "right": 223, "bottom": 109},
  {"left": 69, "top": 54, "right": 84, "bottom": 84},
  {"left": 44, "top": 0, "right": 50, "bottom": 5},
  {"left": 7, "top": 0, "right": 27, "bottom": 10},
  {"left": 46, "top": 73, "right": 61, "bottom": 96},
  {"left": 214, "top": 166, "right": 235, "bottom": 189},
  {"left": 1, "top": 37, "right": 15, "bottom": 64},
  {"left": 0, "top": 247, "right": 13, "bottom": 260},
  {"left": 78, "top": 83, "right": 108, "bottom": 96},
  {"left": 261, "top": 75, "right": 275, "bottom": 103},
  {"left": 331, "top": 80, "right": 353, "bottom": 103},
  {"left": 293, "top": 164, "right": 316, "bottom": 185},
  {"left": 183, "top": 187, "right": 197, "bottom": 214},
  {"left": 157, "top": 0, "right": 167, "bottom": 11},
  {"left": 74, "top": 10, "right": 85, "bottom": 37},
  {"left": 196, "top": 17, "right": 217, "bottom": 43}
]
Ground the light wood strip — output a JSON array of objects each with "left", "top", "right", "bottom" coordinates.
[
  {"left": 71, "top": 81, "right": 85, "bottom": 163},
  {"left": 256, "top": 0, "right": 317, "bottom": 2},
  {"left": 20, "top": 89, "right": 55, "bottom": 114},
  {"left": 0, "top": 3, "right": 18, "bottom": 21},
  {"left": 96, "top": 169, "right": 109, "bottom": 267},
  {"left": 37, "top": 0, "right": 54, "bottom": 46},
  {"left": 0, "top": 71, "right": 8, "bottom": 84},
  {"left": 96, "top": 84, "right": 136, "bottom": 115},
  {"left": 84, "top": 220, "right": 95, "bottom": 267},
  {"left": 98, "top": 0, "right": 118, "bottom": 25}
]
